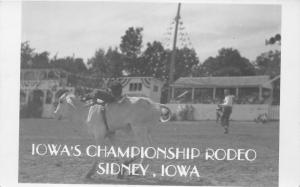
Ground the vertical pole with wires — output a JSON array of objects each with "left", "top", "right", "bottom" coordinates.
[{"left": 168, "top": 2, "right": 181, "bottom": 102}]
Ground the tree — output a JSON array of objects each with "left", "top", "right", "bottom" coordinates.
[
  {"left": 158, "top": 47, "right": 199, "bottom": 103},
  {"left": 255, "top": 50, "right": 280, "bottom": 78},
  {"left": 119, "top": 27, "right": 143, "bottom": 76},
  {"left": 87, "top": 48, "right": 109, "bottom": 77},
  {"left": 21, "top": 41, "right": 35, "bottom": 68},
  {"left": 194, "top": 48, "right": 256, "bottom": 76},
  {"left": 49, "top": 56, "right": 88, "bottom": 87},
  {"left": 105, "top": 47, "right": 123, "bottom": 77},
  {"left": 173, "top": 47, "right": 199, "bottom": 80},
  {"left": 73, "top": 58, "right": 88, "bottom": 73},
  {"left": 140, "top": 41, "right": 168, "bottom": 79},
  {"left": 87, "top": 48, "right": 123, "bottom": 78},
  {"left": 266, "top": 34, "right": 281, "bottom": 45},
  {"left": 51, "top": 56, "right": 87, "bottom": 73},
  {"left": 255, "top": 50, "right": 281, "bottom": 105},
  {"left": 21, "top": 41, "right": 52, "bottom": 68},
  {"left": 32, "top": 51, "right": 51, "bottom": 68},
  {"left": 263, "top": 34, "right": 281, "bottom": 105}
]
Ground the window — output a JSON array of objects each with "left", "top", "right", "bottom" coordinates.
[
  {"left": 129, "top": 83, "right": 134, "bottom": 91},
  {"left": 137, "top": 83, "right": 142, "bottom": 91},
  {"left": 153, "top": 85, "right": 158, "bottom": 92},
  {"left": 129, "top": 83, "right": 142, "bottom": 91}
]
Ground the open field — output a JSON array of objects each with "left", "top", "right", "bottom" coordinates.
[{"left": 19, "top": 118, "right": 279, "bottom": 186}]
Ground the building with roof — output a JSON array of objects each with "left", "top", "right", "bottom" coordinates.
[
  {"left": 169, "top": 75, "right": 276, "bottom": 104},
  {"left": 20, "top": 68, "right": 164, "bottom": 118},
  {"left": 119, "top": 77, "right": 164, "bottom": 102},
  {"left": 20, "top": 68, "right": 75, "bottom": 118}
]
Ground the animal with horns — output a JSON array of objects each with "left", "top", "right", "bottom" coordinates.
[{"left": 53, "top": 85, "right": 172, "bottom": 179}]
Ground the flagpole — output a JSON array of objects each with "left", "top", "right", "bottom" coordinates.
[{"left": 168, "top": 2, "right": 181, "bottom": 102}]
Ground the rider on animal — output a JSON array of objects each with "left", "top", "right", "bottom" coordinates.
[{"left": 85, "top": 82, "right": 123, "bottom": 105}]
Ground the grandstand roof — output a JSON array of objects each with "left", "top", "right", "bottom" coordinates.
[{"left": 171, "top": 76, "right": 272, "bottom": 88}]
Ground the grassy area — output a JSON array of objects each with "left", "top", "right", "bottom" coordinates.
[{"left": 19, "top": 119, "right": 279, "bottom": 186}]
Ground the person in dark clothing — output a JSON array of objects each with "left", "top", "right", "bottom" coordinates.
[
  {"left": 93, "top": 89, "right": 115, "bottom": 104},
  {"left": 92, "top": 82, "right": 123, "bottom": 132},
  {"left": 109, "top": 81, "right": 123, "bottom": 100},
  {"left": 216, "top": 104, "right": 223, "bottom": 123},
  {"left": 87, "top": 82, "right": 123, "bottom": 105}
]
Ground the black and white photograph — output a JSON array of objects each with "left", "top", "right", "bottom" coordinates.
[{"left": 1, "top": 0, "right": 300, "bottom": 187}]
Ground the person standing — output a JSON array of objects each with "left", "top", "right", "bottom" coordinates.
[{"left": 220, "top": 89, "right": 235, "bottom": 134}]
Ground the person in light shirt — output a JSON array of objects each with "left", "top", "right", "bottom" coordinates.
[{"left": 220, "top": 89, "right": 235, "bottom": 134}]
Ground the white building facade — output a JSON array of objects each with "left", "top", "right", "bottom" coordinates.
[
  {"left": 20, "top": 69, "right": 164, "bottom": 118},
  {"left": 119, "top": 77, "right": 164, "bottom": 102},
  {"left": 20, "top": 68, "right": 75, "bottom": 118}
]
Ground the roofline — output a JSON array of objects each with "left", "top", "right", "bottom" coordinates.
[
  {"left": 21, "top": 69, "right": 165, "bottom": 82},
  {"left": 171, "top": 75, "right": 273, "bottom": 88},
  {"left": 268, "top": 75, "right": 280, "bottom": 83},
  {"left": 103, "top": 76, "right": 165, "bottom": 83},
  {"left": 170, "top": 84, "right": 268, "bottom": 88},
  {"left": 21, "top": 68, "right": 64, "bottom": 71},
  {"left": 176, "top": 75, "right": 270, "bottom": 79}
]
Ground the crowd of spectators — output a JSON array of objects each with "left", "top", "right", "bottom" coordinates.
[{"left": 171, "top": 89, "right": 274, "bottom": 105}]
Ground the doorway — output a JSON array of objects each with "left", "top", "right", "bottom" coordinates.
[{"left": 28, "top": 90, "right": 44, "bottom": 118}]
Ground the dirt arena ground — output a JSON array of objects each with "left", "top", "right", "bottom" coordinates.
[{"left": 19, "top": 118, "right": 279, "bottom": 186}]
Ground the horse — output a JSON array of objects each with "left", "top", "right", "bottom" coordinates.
[{"left": 53, "top": 92, "right": 172, "bottom": 179}]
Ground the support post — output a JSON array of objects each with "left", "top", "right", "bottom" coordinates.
[
  {"left": 25, "top": 90, "right": 29, "bottom": 104},
  {"left": 171, "top": 87, "right": 175, "bottom": 101},
  {"left": 168, "top": 3, "right": 181, "bottom": 102},
  {"left": 43, "top": 90, "right": 47, "bottom": 104},
  {"left": 213, "top": 87, "right": 216, "bottom": 101},
  {"left": 259, "top": 86, "right": 262, "bottom": 101},
  {"left": 191, "top": 88, "right": 195, "bottom": 102},
  {"left": 236, "top": 87, "right": 239, "bottom": 97},
  {"left": 270, "top": 88, "right": 274, "bottom": 104}
]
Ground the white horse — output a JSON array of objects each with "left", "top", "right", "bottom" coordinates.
[{"left": 53, "top": 92, "right": 172, "bottom": 179}]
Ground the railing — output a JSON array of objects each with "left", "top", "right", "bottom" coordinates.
[
  {"left": 268, "top": 105, "right": 280, "bottom": 120},
  {"left": 166, "top": 103, "right": 280, "bottom": 121}
]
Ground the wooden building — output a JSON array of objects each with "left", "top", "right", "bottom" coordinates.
[
  {"left": 169, "top": 76, "right": 275, "bottom": 104},
  {"left": 20, "top": 68, "right": 75, "bottom": 118},
  {"left": 118, "top": 77, "right": 164, "bottom": 102},
  {"left": 20, "top": 68, "right": 164, "bottom": 118}
]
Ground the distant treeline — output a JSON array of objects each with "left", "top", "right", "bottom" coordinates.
[{"left": 21, "top": 27, "right": 280, "bottom": 83}]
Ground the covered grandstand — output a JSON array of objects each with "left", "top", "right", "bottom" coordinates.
[{"left": 169, "top": 75, "right": 278, "bottom": 104}]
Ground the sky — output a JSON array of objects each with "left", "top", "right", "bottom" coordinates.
[{"left": 22, "top": 1, "right": 281, "bottom": 63}]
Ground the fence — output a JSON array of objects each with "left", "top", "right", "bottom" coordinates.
[
  {"left": 166, "top": 104, "right": 280, "bottom": 121},
  {"left": 268, "top": 105, "right": 280, "bottom": 120}
]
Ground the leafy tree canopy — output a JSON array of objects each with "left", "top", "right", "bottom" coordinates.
[
  {"left": 193, "top": 48, "right": 255, "bottom": 77},
  {"left": 21, "top": 41, "right": 35, "bottom": 68},
  {"left": 120, "top": 27, "right": 143, "bottom": 57},
  {"left": 266, "top": 34, "right": 281, "bottom": 45},
  {"left": 255, "top": 50, "right": 280, "bottom": 78},
  {"left": 140, "top": 41, "right": 168, "bottom": 79},
  {"left": 119, "top": 27, "right": 143, "bottom": 76},
  {"left": 173, "top": 47, "right": 199, "bottom": 80}
]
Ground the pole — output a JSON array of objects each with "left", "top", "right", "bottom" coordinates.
[{"left": 168, "top": 3, "right": 181, "bottom": 102}]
